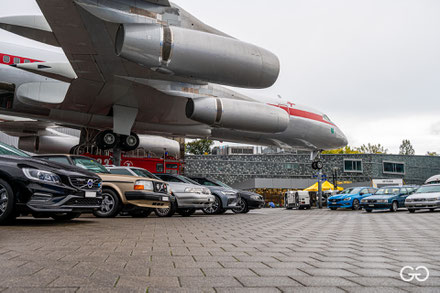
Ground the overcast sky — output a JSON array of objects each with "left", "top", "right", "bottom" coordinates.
[{"left": 2, "top": 0, "right": 440, "bottom": 154}]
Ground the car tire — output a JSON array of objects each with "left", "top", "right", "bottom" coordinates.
[
  {"left": 51, "top": 212, "right": 81, "bottom": 221},
  {"left": 93, "top": 188, "right": 122, "bottom": 218},
  {"left": 154, "top": 201, "right": 176, "bottom": 217},
  {"left": 232, "top": 198, "right": 249, "bottom": 214},
  {"left": 352, "top": 199, "right": 361, "bottom": 210},
  {"left": 408, "top": 209, "right": 416, "bottom": 213},
  {"left": 330, "top": 207, "right": 337, "bottom": 211},
  {"left": 178, "top": 208, "right": 196, "bottom": 217},
  {"left": 202, "top": 196, "right": 223, "bottom": 215},
  {"left": 390, "top": 201, "right": 398, "bottom": 212},
  {"left": 429, "top": 208, "right": 435, "bottom": 212},
  {"left": 130, "top": 209, "right": 152, "bottom": 218},
  {"left": 365, "top": 209, "right": 372, "bottom": 213},
  {"left": 0, "top": 179, "right": 16, "bottom": 225}
]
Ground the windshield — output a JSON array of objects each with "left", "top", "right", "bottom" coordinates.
[
  {"left": 375, "top": 187, "right": 400, "bottom": 195},
  {"left": 211, "top": 179, "right": 232, "bottom": 188},
  {"left": 178, "top": 176, "right": 201, "bottom": 185},
  {"left": 72, "top": 157, "right": 110, "bottom": 174},
  {"left": 339, "top": 187, "right": 361, "bottom": 195},
  {"left": 131, "top": 168, "right": 160, "bottom": 180},
  {"left": 0, "top": 143, "right": 30, "bottom": 157},
  {"left": 415, "top": 185, "right": 440, "bottom": 194}
]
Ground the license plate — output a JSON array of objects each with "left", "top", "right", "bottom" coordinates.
[{"left": 85, "top": 192, "right": 96, "bottom": 198}]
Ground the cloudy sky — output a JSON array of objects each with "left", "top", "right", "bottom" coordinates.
[{"left": 2, "top": 0, "right": 440, "bottom": 154}]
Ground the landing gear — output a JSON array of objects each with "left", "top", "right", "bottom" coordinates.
[
  {"left": 95, "top": 130, "right": 139, "bottom": 152},
  {"left": 311, "top": 161, "right": 323, "bottom": 170}
]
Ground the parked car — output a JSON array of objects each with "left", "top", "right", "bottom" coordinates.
[
  {"left": 327, "top": 187, "right": 377, "bottom": 210},
  {"left": 186, "top": 177, "right": 240, "bottom": 215},
  {"left": 360, "top": 186, "right": 412, "bottom": 212},
  {"left": 0, "top": 143, "right": 102, "bottom": 224},
  {"left": 35, "top": 155, "right": 171, "bottom": 218},
  {"left": 108, "top": 167, "right": 215, "bottom": 217},
  {"left": 285, "top": 191, "right": 311, "bottom": 210},
  {"left": 405, "top": 184, "right": 440, "bottom": 213}
]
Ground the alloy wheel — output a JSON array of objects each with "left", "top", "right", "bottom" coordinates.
[
  {"left": 155, "top": 207, "right": 171, "bottom": 217},
  {"left": 204, "top": 197, "right": 220, "bottom": 214},
  {"left": 352, "top": 199, "right": 360, "bottom": 210},
  {"left": 0, "top": 186, "right": 8, "bottom": 216},
  {"left": 100, "top": 193, "right": 115, "bottom": 214},
  {"left": 233, "top": 198, "right": 246, "bottom": 213}
]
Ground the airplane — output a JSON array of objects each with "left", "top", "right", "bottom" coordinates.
[{"left": 0, "top": 0, "right": 347, "bottom": 166}]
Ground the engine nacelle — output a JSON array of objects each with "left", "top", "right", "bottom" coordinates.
[
  {"left": 19, "top": 136, "right": 79, "bottom": 154},
  {"left": 115, "top": 24, "right": 280, "bottom": 89},
  {"left": 186, "top": 98, "right": 289, "bottom": 133}
]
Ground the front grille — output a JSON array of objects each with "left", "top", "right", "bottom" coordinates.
[
  {"left": 69, "top": 177, "right": 101, "bottom": 191},
  {"left": 65, "top": 198, "right": 101, "bottom": 206},
  {"left": 413, "top": 199, "right": 427, "bottom": 202},
  {"left": 365, "top": 199, "right": 377, "bottom": 203},
  {"left": 153, "top": 181, "right": 168, "bottom": 194},
  {"left": 331, "top": 199, "right": 340, "bottom": 202}
]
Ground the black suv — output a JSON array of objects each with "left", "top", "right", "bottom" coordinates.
[{"left": 0, "top": 143, "right": 102, "bottom": 224}]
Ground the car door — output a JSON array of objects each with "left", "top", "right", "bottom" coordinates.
[
  {"left": 359, "top": 188, "right": 370, "bottom": 200},
  {"left": 398, "top": 188, "right": 408, "bottom": 207}
]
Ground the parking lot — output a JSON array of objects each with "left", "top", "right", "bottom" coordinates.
[{"left": 1, "top": 208, "right": 439, "bottom": 292}]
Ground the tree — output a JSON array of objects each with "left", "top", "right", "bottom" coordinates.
[
  {"left": 185, "top": 139, "right": 214, "bottom": 155},
  {"left": 427, "top": 152, "right": 438, "bottom": 156},
  {"left": 399, "top": 139, "right": 415, "bottom": 155},
  {"left": 322, "top": 146, "right": 361, "bottom": 154},
  {"left": 357, "top": 143, "right": 388, "bottom": 154}
]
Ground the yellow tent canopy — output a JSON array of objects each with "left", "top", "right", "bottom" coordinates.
[{"left": 304, "top": 181, "right": 344, "bottom": 192}]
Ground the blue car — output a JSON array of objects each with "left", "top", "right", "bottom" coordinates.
[
  {"left": 328, "top": 187, "right": 377, "bottom": 210},
  {"left": 360, "top": 186, "right": 412, "bottom": 212}
]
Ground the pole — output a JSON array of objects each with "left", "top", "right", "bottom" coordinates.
[
  {"left": 113, "top": 148, "right": 122, "bottom": 166},
  {"left": 318, "top": 169, "right": 323, "bottom": 209}
]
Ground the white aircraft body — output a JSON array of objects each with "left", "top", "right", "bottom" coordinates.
[{"left": 0, "top": 0, "right": 348, "bottom": 156}]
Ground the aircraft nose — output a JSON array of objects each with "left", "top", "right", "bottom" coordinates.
[{"left": 336, "top": 127, "right": 348, "bottom": 148}]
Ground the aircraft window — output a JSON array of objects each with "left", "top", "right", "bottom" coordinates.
[
  {"left": 323, "top": 115, "right": 332, "bottom": 122},
  {"left": 3, "top": 55, "right": 10, "bottom": 63},
  {"left": 13, "top": 57, "right": 20, "bottom": 64},
  {"left": 24, "top": 59, "right": 30, "bottom": 63}
]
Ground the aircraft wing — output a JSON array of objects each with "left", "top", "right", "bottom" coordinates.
[{"left": 0, "top": 115, "right": 54, "bottom": 137}]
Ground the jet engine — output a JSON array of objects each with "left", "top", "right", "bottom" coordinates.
[
  {"left": 186, "top": 98, "right": 290, "bottom": 133},
  {"left": 19, "top": 136, "right": 79, "bottom": 154},
  {"left": 115, "top": 24, "right": 280, "bottom": 89}
]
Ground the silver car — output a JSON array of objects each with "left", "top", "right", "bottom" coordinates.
[
  {"left": 107, "top": 167, "right": 214, "bottom": 217},
  {"left": 405, "top": 184, "right": 440, "bottom": 213}
]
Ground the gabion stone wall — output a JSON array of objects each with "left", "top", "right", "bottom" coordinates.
[{"left": 184, "top": 153, "right": 440, "bottom": 186}]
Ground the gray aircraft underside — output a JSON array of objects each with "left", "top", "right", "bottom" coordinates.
[{"left": 0, "top": 0, "right": 348, "bottom": 151}]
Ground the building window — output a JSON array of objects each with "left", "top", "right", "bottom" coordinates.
[
  {"left": 344, "top": 159, "right": 363, "bottom": 172},
  {"left": 383, "top": 161, "right": 405, "bottom": 174}
]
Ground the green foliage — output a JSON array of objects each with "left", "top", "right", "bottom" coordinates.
[
  {"left": 399, "top": 139, "right": 415, "bottom": 155},
  {"left": 322, "top": 146, "right": 361, "bottom": 154},
  {"left": 427, "top": 152, "right": 438, "bottom": 156},
  {"left": 357, "top": 143, "right": 388, "bottom": 154},
  {"left": 185, "top": 139, "right": 214, "bottom": 155}
]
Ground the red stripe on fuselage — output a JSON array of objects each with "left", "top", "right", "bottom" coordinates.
[
  {"left": 270, "top": 104, "right": 335, "bottom": 126},
  {"left": 0, "top": 53, "right": 42, "bottom": 65}
]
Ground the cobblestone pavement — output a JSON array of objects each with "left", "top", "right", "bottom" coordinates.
[{"left": 1, "top": 208, "right": 439, "bottom": 292}]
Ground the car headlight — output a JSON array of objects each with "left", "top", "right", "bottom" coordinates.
[
  {"left": 377, "top": 199, "right": 388, "bottom": 203},
  {"left": 134, "top": 180, "right": 154, "bottom": 191},
  {"left": 361, "top": 199, "right": 367, "bottom": 203},
  {"left": 185, "top": 187, "right": 203, "bottom": 194},
  {"left": 202, "top": 188, "right": 211, "bottom": 195},
  {"left": 343, "top": 197, "right": 351, "bottom": 201},
  {"left": 23, "top": 168, "right": 61, "bottom": 185},
  {"left": 221, "top": 191, "right": 236, "bottom": 196},
  {"left": 251, "top": 195, "right": 262, "bottom": 200},
  {"left": 406, "top": 199, "right": 413, "bottom": 202}
]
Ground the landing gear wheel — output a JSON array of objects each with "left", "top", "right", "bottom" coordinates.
[
  {"left": 130, "top": 209, "right": 152, "bottom": 218},
  {"left": 178, "top": 208, "right": 196, "bottom": 217},
  {"left": 390, "top": 201, "right": 398, "bottom": 212},
  {"left": 352, "top": 199, "right": 361, "bottom": 210},
  {"left": 51, "top": 212, "right": 81, "bottom": 221},
  {"left": 93, "top": 189, "right": 122, "bottom": 218},
  {"left": 154, "top": 202, "right": 176, "bottom": 217},
  {"left": 120, "top": 133, "right": 140, "bottom": 152},
  {"left": 0, "top": 179, "right": 15, "bottom": 225},
  {"left": 312, "top": 161, "right": 324, "bottom": 170},
  {"left": 232, "top": 198, "right": 249, "bottom": 214},
  {"left": 96, "top": 130, "right": 118, "bottom": 150},
  {"left": 202, "top": 196, "right": 223, "bottom": 215}
]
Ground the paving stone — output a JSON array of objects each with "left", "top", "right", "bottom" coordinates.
[
  {"left": 237, "top": 276, "right": 303, "bottom": 287},
  {"left": 341, "top": 288, "right": 409, "bottom": 293},
  {"left": 216, "top": 288, "right": 281, "bottom": 293},
  {"left": 302, "top": 268, "right": 359, "bottom": 277},
  {"left": 291, "top": 276, "right": 361, "bottom": 287},
  {"left": 279, "top": 287, "right": 345, "bottom": 293},
  {"left": 179, "top": 277, "right": 242, "bottom": 288}
]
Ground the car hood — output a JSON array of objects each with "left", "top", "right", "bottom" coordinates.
[
  {"left": 99, "top": 173, "right": 166, "bottom": 184},
  {"left": 238, "top": 190, "right": 263, "bottom": 199},
  {"left": 364, "top": 194, "right": 397, "bottom": 200},
  {"left": 166, "top": 182, "right": 207, "bottom": 193},
  {"left": 407, "top": 192, "right": 440, "bottom": 199},
  {"left": 328, "top": 194, "right": 356, "bottom": 200},
  {"left": 1, "top": 155, "right": 99, "bottom": 178},
  {"left": 205, "top": 186, "right": 237, "bottom": 194}
]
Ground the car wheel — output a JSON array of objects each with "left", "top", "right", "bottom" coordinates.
[
  {"left": 154, "top": 201, "right": 176, "bottom": 217},
  {"left": 202, "top": 196, "right": 223, "bottom": 215},
  {"left": 178, "top": 208, "right": 196, "bottom": 217},
  {"left": 390, "top": 201, "right": 398, "bottom": 212},
  {"left": 232, "top": 198, "right": 249, "bottom": 214},
  {"left": 330, "top": 207, "right": 337, "bottom": 211},
  {"left": 0, "top": 179, "right": 15, "bottom": 225},
  {"left": 93, "top": 189, "right": 122, "bottom": 218},
  {"left": 130, "top": 209, "right": 152, "bottom": 218},
  {"left": 51, "top": 212, "right": 81, "bottom": 221},
  {"left": 352, "top": 199, "right": 361, "bottom": 210},
  {"left": 429, "top": 208, "right": 435, "bottom": 212},
  {"left": 365, "top": 209, "right": 372, "bottom": 213},
  {"left": 408, "top": 209, "right": 416, "bottom": 213}
]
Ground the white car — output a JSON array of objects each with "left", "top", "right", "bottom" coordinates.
[
  {"left": 107, "top": 167, "right": 214, "bottom": 217},
  {"left": 405, "top": 184, "right": 440, "bottom": 213}
]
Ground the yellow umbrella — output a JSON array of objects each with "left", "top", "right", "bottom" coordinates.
[{"left": 304, "top": 181, "right": 343, "bottom": 191}]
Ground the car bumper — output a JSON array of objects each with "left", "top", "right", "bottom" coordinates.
[
  {"left": 247, "top": 199, "right": 265, "bottom": 209},
  {"left": 328, "top": 201, "right": 352, "bottom": 208},
  {"left": 174, "top": 193, "right": 215, "bottom": 209},
  {"left": 26, "top": 193, "right": 102, "bottom": 213},
  {"left": 406, "top": 200, "right": 440, "bottom": 209},
  {"left": 225, "top": 196, "right": 239, "bottom": 209},
  {"left": 361, "top": 203, "right": 391, "bottom": 210},
  {"left": 125, "top": 191, "right": 171, "bottom": 209}
]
